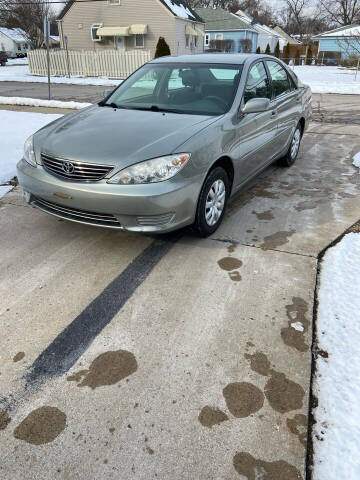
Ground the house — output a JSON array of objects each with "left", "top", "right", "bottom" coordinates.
[
  {"left": 194, "top": 7, "right": 258, "bottom": 53},
  {"left": 312, "top": 25, "right": 360, "bottom": 64},
  {"left": 56, "top": 0, "right": 205, "bottom": 57},
  {"left": 273, "top": 26, "right": 301, "bottom": 46},
  {"left": 235, "top": 10, "right": 285, "bottom": 53},
  {"left": 0, "top": 28, "right": 29, "bottom": 58}
]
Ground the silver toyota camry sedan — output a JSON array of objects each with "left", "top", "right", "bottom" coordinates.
[{"left": 17, "top": 54, "right": 311, "bottom": 236}]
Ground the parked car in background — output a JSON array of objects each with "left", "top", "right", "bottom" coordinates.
[
  {"left": 17, "top": 54, "right": 312, "bottom": 236},
  {"left": 0, "top": 51, "right": 7, "bottom": 66}
]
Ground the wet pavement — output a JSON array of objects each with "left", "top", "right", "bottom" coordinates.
[{"left": 1, "top": 118, "right": 360, "bottom": 479}]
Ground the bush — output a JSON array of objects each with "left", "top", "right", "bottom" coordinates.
[
  {"left": 154, "top": 37, "right": 170, "bottom": 58},
  {"left": 340, "top": 54, "right": 360, "bottom": 67},
  {"left": 265, "top": 43, "right": 271, "bottom": 55},
  {"left": 256, "top": 46, "right": 261, "bottom": 54},
  {"left": 295, "top": 49, "right": 300, "bottom": 65},
  {"left": 274, "top": 41, "right": 280, "bottom": 58},
  {"left": 306, "top": 44, "right": 313, "bottom": 65},
  {"left": 282, "top": 43, "right": 290, "bottom": 64}
]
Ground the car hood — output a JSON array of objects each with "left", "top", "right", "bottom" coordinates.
[{"left": 36, "top": 105, "right": 218, "bottom": 168}]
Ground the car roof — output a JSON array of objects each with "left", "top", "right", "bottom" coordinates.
[{"left": 150, "top": 53, "right": 264, "bottom": 65}]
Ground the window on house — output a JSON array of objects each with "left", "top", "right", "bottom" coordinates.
[
  {"left": 194, "top": 36, "right": 197, "bottom": 47},
  {"left": 185, "top": 34, "right": 190, "bottom": 47},
  {"left": 204, "top": 34, "right": 210, "bottom": 47},
  {"left": 215, "top": 33, "right": 223, "bottom": 40},
  {"left": 91, "top": 24, "right": 102, "bottom": 41},
  {"left": 108, "top": 0, "right": 121, "bottom": 4},
  {"left": 134, "top": 34, "right": 144, "bottom": 47}
]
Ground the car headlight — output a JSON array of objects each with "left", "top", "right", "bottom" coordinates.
[
  {"left": 107, "top": 153, "right": 191, "bottom": 185},
  {"left": 23, "top": 135, "right": 37, "bottom": 167}
]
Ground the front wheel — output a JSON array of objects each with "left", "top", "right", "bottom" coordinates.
[
  {"left": 278, "top": 123, "right": 302, "bottom": 167},
  {"left": 193, "top": 166, "right": 229, "bottom": 237}
]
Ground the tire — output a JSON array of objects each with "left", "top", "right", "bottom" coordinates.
[
  {"left": 193, "top": 166, "right": 230, "bottom": 237},
  {"left": 0, "top": 62, "right": 5, "bottom": 67},
  {"left": 278, "top": 122, "right": 303, "bottom": 167}
]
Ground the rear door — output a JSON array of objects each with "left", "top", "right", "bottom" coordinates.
[
  {"left": 265, "top": 60, "right": 299, "bottom": 153},
  {"left": 231, "top": 60, "right": 278, "bottom": 187}
]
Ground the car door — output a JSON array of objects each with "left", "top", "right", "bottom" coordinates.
[
  {"left": 266, "top": 60, "right": 299, "bottom": 154},
  {"left": 231, "top": 60, "right": 279, "bottom": 188}
]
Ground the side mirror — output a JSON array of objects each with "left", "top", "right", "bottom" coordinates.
[
  {"left": 103, "top": 89, "right": 113, "bottom": 99},
  {"left": 241, "top": 97, "right": 271, "bottom": 114}
]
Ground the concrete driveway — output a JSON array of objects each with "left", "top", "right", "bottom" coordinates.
[{"left": 1, "top": 117, "right": 360, "bottom": 480}]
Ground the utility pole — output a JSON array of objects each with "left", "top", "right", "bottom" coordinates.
[
  {"left": 44, "top": 18, "right": 51, "bottom": 100},
  {"left": 64, "top": 35, "right": 71, "bottom": 79}
]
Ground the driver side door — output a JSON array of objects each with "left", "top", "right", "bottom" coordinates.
[{"left": 231, "top": 61, "right": 278, "bottom": 188}]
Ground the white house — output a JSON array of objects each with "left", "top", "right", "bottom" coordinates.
[
  {"left": 235, "top": 10, "right": 286, "bottom": 52},
  {"left": 0, "top": 28, "right": 29, "bottom": 58}
]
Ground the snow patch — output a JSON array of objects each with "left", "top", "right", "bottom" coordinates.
[
  {"left": 162, "top": 0, "right": 195, "bottom": 19},
  {"left": 312, "top": 232, "right": 360, "bottom": 479},
  {"left": 293, "top": 65, "right": 360, "bottom": 94},
  {"left": 0, "top": 96, "right": 91, "bottom": 110},
  {"left": 0, "top": 110, "right": 61, "bottom": 185},
  {"left": 353, "top": 151, "right": 360, "bottom": 170},
  {"left": 291, "top": 322, "right": 304, "bottom": 332}
]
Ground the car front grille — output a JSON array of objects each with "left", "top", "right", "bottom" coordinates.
[
  {"left": 41, "top": 153, "right": 114, "bottom": 182},
  {"left": 32, "top": 197, "right": 122, "bottom": 229}
]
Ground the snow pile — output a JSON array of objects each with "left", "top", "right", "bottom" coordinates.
[
  {"left": 293, "top": 65, "right": 360, "bottom": 94},
  {"left": 0, "top": 110, "right": 61, "bottom": 188},
  {"left": 162, "top": 0, "right": 195, "bottom": 19},
  {"left": 353, "top": 151, "right": 360, "bottom": 170},
  {"left": 0, "top": 96, "right": 91, "bottom": 110},
  {"left": 312, "top": 232, "right": 360, "bottom": 479},
  {"left": 0, "top": 64, "right": 120, "bottom": 86}
]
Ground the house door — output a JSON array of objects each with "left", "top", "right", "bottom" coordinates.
[{"left": 114, "top": 36, "right": 125, "bottom": 51}]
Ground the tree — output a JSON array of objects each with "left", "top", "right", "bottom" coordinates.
[
  {"left": 295, "top": 49, "right": 300, "bottom": 65},
  {"left": 281, "top": 0, "right": 310, "bottom": 39},
  {"left": 274, "top": 41, "right": 280, "bottom": 57},
  {"left": 306, "top": 44, "right": 313, "bottom": 64},
  {"left": 256, "top": 45, "right": 261, "bottom": 53},
  {"left": 282, "top": 42, "right": 290, "bottom": 63},
  {"left": 154, "top": 37, "right": 171, "bottom": 58},
  {"left": 265, "top": 43, "right": 271, "bottom": 54},
  {"left": 317, "top": 0, "right": 360, "bottom": 26},
  {"left": 0, "top": 0, "right": 55, "bottom": 48}
]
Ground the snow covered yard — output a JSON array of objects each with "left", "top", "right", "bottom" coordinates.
[
  {"left": 0, "top": 64, "right": 119, "bottom": 86},
  {"left": 0, "top": 110, "right": 61, "bottom": 197},
  {"left": 294, "top": 65, "right": 360, "bottom": 94},
  {"left": 312, "top": 231, "right": 360, "bottom": 478}
]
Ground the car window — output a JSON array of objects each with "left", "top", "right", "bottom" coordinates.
[
  {"left": 106, "top": 63, "right": 243, "bottom": 116},
  {"left": 243, "top": 62, "right": 271, "bottom": 104},
  {"left": 266, "top": 61, "right": 292, "bottom": 98}
]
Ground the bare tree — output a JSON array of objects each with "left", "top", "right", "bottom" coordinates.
[
  {"left": 0, "top": 0, "right": 55, "bottom": 48},
  {"left": 280, "top": 0, "right": 311, "bottom": 37},
  {"left": 317, "top": 0, "right": 360, "bottom": 26}
]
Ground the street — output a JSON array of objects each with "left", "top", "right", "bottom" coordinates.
[{"left": 1, "top": 97, "right": 360, "bottom": 478}]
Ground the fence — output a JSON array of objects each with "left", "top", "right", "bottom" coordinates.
[{"left": 28, "top": 49, "right": 152, "bottom": 79}]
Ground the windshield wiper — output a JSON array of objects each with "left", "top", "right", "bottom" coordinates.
[
  {"left": 121, "top": 105, "right": 184, "bottom": 114},
  {"left": 100, "top": 102, "right": 119, "bottom": 109}
]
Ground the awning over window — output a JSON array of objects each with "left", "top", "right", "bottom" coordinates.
[
  {"left": 97, "top": 26, "right": 130, "bottom": 36},
  {"left": 129, "top": 24, "right": 148, "bottom": 35},
  {"left": 194, "top": 27, "right": 205, "bottom": 37},
  {"left": 185, "top": 25, "right": 198, "bottom": 36}
]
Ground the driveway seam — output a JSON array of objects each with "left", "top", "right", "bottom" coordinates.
[{"left": 211, "top": 237, "right": 316, "bottom": 258}]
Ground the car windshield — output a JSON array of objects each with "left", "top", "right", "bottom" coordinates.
[{"left": 103, "top": 63, "right": 243, "bottom": 116}]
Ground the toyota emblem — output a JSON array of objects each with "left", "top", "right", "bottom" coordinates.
[{"left": 62, "top": 161, "right": 75, "bottom": 174}]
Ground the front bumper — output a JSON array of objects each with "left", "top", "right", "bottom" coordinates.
[{"left": 16, "top": 159, "right": 201, "bottom": 233}]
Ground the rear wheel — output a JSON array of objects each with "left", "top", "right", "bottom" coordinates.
[
  {"left": 193, "top": 167, "right": 229, "bottom": 237},
  {"left": 0, "top": 62, "right": 5, "bottom": 67},
  {"left": 278, "top": 123, "right": 302, "bottom": 167}
]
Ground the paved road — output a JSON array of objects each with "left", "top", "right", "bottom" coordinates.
[{"left": 1, "top": 114, "right": 360, "bottom": 479}]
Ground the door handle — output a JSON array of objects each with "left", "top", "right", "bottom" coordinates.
[
  {"left": 271, "top": 110, "right": 277, "bottom": 116},
  {"left": 296, "top": 96, "right": 301, "bottom": 103}
]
